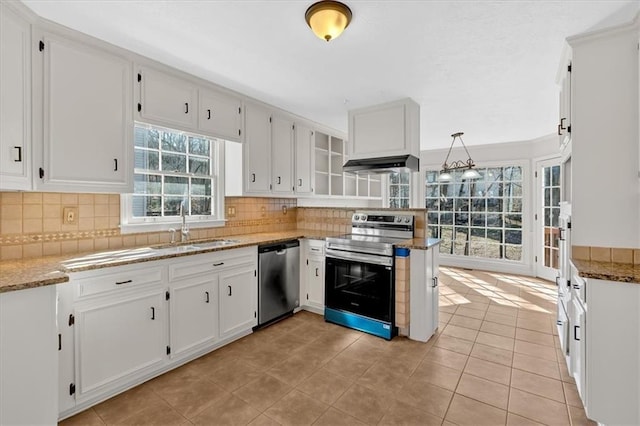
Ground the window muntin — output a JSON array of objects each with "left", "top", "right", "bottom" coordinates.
[
  {"left": 426, "top": 166, "right": 524, "bottom": 261},
  {"left": 131, "top": 124, "right": 218, "bottom": 221},
  {"left": 389, "top": 172, "right": 410, "bottom": 208}
]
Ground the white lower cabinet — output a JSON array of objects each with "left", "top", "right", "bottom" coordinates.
[
  {"left": 569, "top": 295, "right": 585, "bottom": 400},
  {"left": 75, "top": 289, "right": 167, "bottom": 400},
  {"left": 169, "top": 277, "right": 218, "bottom": 359},
  {"left": 219, "top": 266, "right": 258, "bottom": 338},
  {"left": 58, "top": 246, "right": 258, "bottom": 420},
  {"left": 409, "top": 244, "right": 440, "bottom": 342},
  {"left": 300, "top": 239, "right": 325, "bottom": 314}
]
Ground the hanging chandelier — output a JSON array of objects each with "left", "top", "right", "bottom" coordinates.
[{"left": 438, "top": 132, "right": 481, "bottom": 181}]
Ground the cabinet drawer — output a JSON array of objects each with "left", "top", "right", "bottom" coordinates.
[
  {"left": 74, "top": 264, "right": 164, "bottom": 300},
  {"left": 169, "top": 246, "right": 256, "bottom": 281},
  {"left": 306, "top": 239, "right": 325, "bottom": 255}
]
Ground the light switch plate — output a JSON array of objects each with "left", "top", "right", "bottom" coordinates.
[{"left": 63, "top": 207, "right": 78, "bottom": 225}]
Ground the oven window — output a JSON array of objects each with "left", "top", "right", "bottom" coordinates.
[{"left": 325, "top": 256, "right": 394, "bottom": 322}]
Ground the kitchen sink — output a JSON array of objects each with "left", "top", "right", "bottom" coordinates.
[
  {"left": 192, "top": 239, "right": 240, "bottom": 249},
  {"left": 151, "top": 239, "right": 240, "bottom": 253}
]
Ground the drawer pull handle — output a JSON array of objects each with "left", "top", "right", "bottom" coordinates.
[
  {"left": 58, "top": 333, "right": 62, "bottom": 351},
  {"left": 557, "top": 320, "right": 563, "bottom": 326},
  {"left": 277, "top": 176, "right": 281, "bottom": 184},
  {"left": 432, "top": 277, "right": 438, "bottom": 288},
  {"left": 14, "top": 146, "right": 22, "bottom": 162},
  {"left": 207, "top": 109, "right": 211, "bottom": 120},
  {"left": 213, "top": 262, "right": 225, "bottom": 267},
  {"left": 251, "top": 173, "right": 256, "bottom": 182},
  {"left": 205, "top": 291, "right": 210, "bottom": 303},
  {"left": 228, "top": 285, "right": 232, "bottom": 296},
  {"left": 151, "top": 307, "right": 155, "bottom": 320},
  {"left": 185, "top": 103, "right": 189, "bottom": 114},
  {"left": 115, "top": 279, "right": 133, "bottom": 285},
  {"left": 315, "top": 267, "right": 319, "bottom": 277},
  {"left": 574, "top": 325, "right": 580, "bottom": 341},
  {"left": 298, "top": 178, "right": 302, "bottom": 186},
  {"left": 113, "top": 158, "right": 118, "bottom": 171}
]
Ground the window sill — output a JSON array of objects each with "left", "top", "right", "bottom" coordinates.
[{"left": 120, "top": 218, "right": 226, "bottom": 234}]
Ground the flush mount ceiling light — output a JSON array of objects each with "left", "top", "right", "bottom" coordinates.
[
  {"left": 438, "top": 132, "right": 481, "bottom": 181},
  {"left": 305, "top": 1, "right": 352, "bottom": 42}
]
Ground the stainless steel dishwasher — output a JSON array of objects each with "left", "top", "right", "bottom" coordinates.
[{"left": 257, "top": 240, "right": 300, "bottom": 327}]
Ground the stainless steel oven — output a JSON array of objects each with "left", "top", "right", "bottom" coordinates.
[{"left": 324, "top": 213, "right": 414, "bottom": 340}]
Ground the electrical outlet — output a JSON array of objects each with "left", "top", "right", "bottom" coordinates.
[
  {"left": 282, "top": 205, "right": 287, "bottom": 215},
  {"left": 63, "top": 207, "right": 78, "bottom": 225},
  {"left": 260, "top": 206, "right": 266, "bottom": 217},
  {"left": 227, "top": 206, "right": 236, "bottom": 217}
]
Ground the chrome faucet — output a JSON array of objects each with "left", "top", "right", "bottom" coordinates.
[
  {"left": 168, "top": 228, "right": 177, "bottom": 244},
  {"left": 179, "top": 202, "right": 190, "bottom": 242}
]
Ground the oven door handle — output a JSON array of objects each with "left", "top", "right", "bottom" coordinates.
[{"left": 325, "top": 248, "right": 393, "bottom": 267}]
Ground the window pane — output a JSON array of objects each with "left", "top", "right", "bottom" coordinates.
[
  {"left": 191, "top": 197, "right": 211, "bottom": 215},
  {"left": 440, "top": 212, "right": 453, "bottom": 225},
  {"left": 487, "top": 198, "right": 502, "bottom": 212},
  {"left": 426, "top": 198, "right": 439, "bottom": 210},
  {"left": 544, "top": 188, "right": 551, "bottom": 206},
  {"left": 389, "top": 173, "right": 400, "bottom": 184},
  {"left": 189, "top": 137, "right": 210, "bottom": 156},
  {"left": 134, "top": 174, "right": 161, "bottom": 194},
  {"left": 486, "top": 244, "right": 502, "bottom": 259},
  {"left": 551, "top": 165, "right": 560, "bottom": 186},
  {"left": 134, "top": 149, "right": 159, "bottom": 170},
  {"left": 400, "top": 173, "right": 409, "bottom": 184},
  {"left": 545, "top": 208, "right": 551, "bottom": 226},
  {"left": 164, "top": 197, "right": 186, "bottom": 216},
  {"left": 487, "top": 229, "right": 502, "bottom": 243},
  {"left": 471, "top": 199, "right": 485, "bottom": 212},
  {"left": 504, "top": 166, "right": 522, "bottom": 181},
  {"left": 426, "top": 171, "right": 438, "bottom": 184},
  {"left": 162, "top": 153, "right": 187, "bottom": 173},
  {"left": 390, "top": 186, "right": 399, "bottom": 197},
  {"left": 505, "top": 214, "right": 522, "bottom": 229},
  {"left": 164, "top": 176, "right": 188, "bottom": 195},
  {"left": 134, "top": 127, "right": 159, "bottom": 149},
  {"left": 191, "top": 178, "right": 212, "bottom": 196},
  {"left": 428, "top": 226, "right": 439, "bottom": 239},
  {"left": 505, "top": 245, "right": 522, "bottom": 261},
  {"left": 506, "top": 198, "right": 522, "bottom": 213},
  {"left": 487, "top": 213, "right": 503, "bottom": 228},
  {"left": 427, "top": 212, "right": 439, "bottom": 225},
  {"left": 189, "top": 157, "right": 210, "bottom": 176},
  {"left": 471, "top": 181, "right": 485, "bottom": 197},
  {"left": 552, "top": 188, "right": 560, "bottom": 207},
  {"left": 551, "top": 207, "right": 560, "bottom": 227},
  {"left": 441, "top": 198, "right": 453, "bottom": 211},
  {"left": 455, "top": 198, "right": 469, "bottom": 212},
  {"left": 486, "top": 182, "right": 502, "bottom": 197},
  {"left": 505, "top": 230, "right": 522, "bottom": 245},
  {"left": 471, "top": 213, "right": 485, "bottom": 227},
  {"left": 426, "top": 185, "right": 439, "bottom": 198},
  {"left": 399, "top": 185, "right": 409, "bottom": 198},
  {"left": 455, "top": 212, "right": 469, "bottom": 226},
  {"left": 132, "top": 195, "right": 162, "bottom": 217},
  {"left": 161, "top": 132, "right": 186, "bottom": 153},
  {"left": 504, "top": 182, "right": 522, "bottom": 197}
]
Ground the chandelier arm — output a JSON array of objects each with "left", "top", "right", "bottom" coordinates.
[
  {"left": 457, "top": 136, "right": 475, "bottom": 166},
  {"left": 441, "top": 139, "right": 456, "bottom": 170}
]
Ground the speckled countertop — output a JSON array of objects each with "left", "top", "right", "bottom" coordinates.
[
  {"left": 572, "top": 258, "right": 640, "bottom": 284},
  {"left": 0, "top": 230, "right": 442, "bottom": 294}
]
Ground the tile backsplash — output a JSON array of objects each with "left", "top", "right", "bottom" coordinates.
[
  {"left": 0, "top": 193, "right": 297, "bottom": 260},
  {"left": 0, "top": 193, "right": 426, "bottom": 261},
  {"left": 572, "top": 245, "right": 640, "bottom": 265}
]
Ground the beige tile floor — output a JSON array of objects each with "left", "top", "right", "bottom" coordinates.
[{"left": 60, "top": 267, "right": 595, "bottom": 426}]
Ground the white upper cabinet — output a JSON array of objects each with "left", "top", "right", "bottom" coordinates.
[
  {"left": 243, "top": 102, "right": 272, "bottom": 194},
  {"left": 271, "top": 114, "right": 294, "bottom": 194},
  {"left": 294, "top": 123, "right": 314, "bottom": 194},
  {"left": 0, "top": 3, "right": 32, "bottom": 190},
  {"left": 138, "top": 66, "right": 198, "bottom": 130},
  {"left": 556, "top": 47, "right": 572, "bottom": 150},
  {"left": 198, "top": 89, "right": 242, "bottom": 142},
  {"left": 33, "top": 29, "right": 132, "bottom": 193},
  {"left": 348, "top": 98, "right": 420, "bottom": 159}
]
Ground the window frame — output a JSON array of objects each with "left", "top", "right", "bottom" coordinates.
[
  {"left": 120, "top": 123, "right": 226, "bottom": 234},
  {"left": 424, "top": 160, "right": 529, "bottom": 266}
]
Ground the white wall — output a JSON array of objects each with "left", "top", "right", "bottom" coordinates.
[{"left": 419, "top": 134, "right": 558, "bottom": 277}]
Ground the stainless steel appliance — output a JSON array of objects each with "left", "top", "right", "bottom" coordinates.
[
  {"left": 258, "top": 240, "right": 300, "bottom": 327},
  {"left": 325, "top": 212, "right": 414, "bottom": 340}
]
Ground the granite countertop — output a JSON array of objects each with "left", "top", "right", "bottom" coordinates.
[
  {"left": 571, "top": 258, "right": 640, "bottom": 284},
  {"left": 398, "top": 238, "right": 441, "bottom": 250},
  {"left": 0, "top": 230, "right": 339, "bottom": 294}
]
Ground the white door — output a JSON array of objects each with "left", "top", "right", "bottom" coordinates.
[
  {"left": 170, "top": 277, "right": 218, "bottom": 359},
  {"left": 219, "top": 266, "right": 257, "bottom": 338},
  {"left": 271, "top": 114, "right": 294, "bottom": 194},
  {"left": 294, "top": 124, "right": 314, "bottom": 194},
  {"left": 75, "top": 290, "right": 166, "bottom": 399},
  {"left": 306, "top": 258, "right": 324, "bottom": 309},
  {"left": 36, "top": 31, "right": 132, "bottom": 192},
  {"left": 198, "top": 89, "right": 242, "bottom": 141},
  {"left": 139, "top": 67, "right": 197, "bottom": 129},
  {"left": 535, "top": 159, "right": 562, "bottom": 281},
  {"left": 243, "top": 103, "right": 271, "bottom": 193},
  {"left": 0, "top": 4, "right": 31, "bottom": 190}
]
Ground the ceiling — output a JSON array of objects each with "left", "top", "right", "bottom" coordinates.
[{"left": 21, "top": 0, "right": 639, "bottom": 149}]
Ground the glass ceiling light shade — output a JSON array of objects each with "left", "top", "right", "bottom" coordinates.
[
  {"left": 305, "top": 1, "right": 352, "bottom": 42},
  {"left": 438, "top": 132, "right": 480, "bottom": 181}
]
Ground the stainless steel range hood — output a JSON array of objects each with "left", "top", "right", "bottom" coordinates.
[{"left": 343, "top": 154, "right": 419, "bottom": 174}]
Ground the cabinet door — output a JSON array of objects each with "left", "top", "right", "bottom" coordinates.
[
  {"left": 431, "top": 248, "right": 440, "bottom": 330},
  {"left": 170, "top": 277, "right": 218, "bottom": 359},
  {"left": 271, "top": 115, "right": 294, "bottom": 194},
  {"left": 36, "top": 31, "right": 132, "bottom": 192},
  {"left": 243, "top": 103, "right": 271, "bottom": 193},
  {"left": 219, "top": 266, "right": 257, "bottom": 338},
  {"left": 306, "top": 258, "right": 325, "bottom": 309},
  {"left": 57, "top": 283, "right": 76, "bottom": 415},
  {"left": 0, "top": 4, "right": 31, "bottom": 190},
  {"left": 75, "top": 290, "right": 166, "bottom": 400},
  {"left": 295, "top": 124, "right": 314, "bottom": 194},
  {"left": 570, "top": 297, "right": 586, "bottom": 402},
  {"left": 198, "top": 89, "right": 242, "bottom": 141},
  {"left": 139, "top": 67, "right": 197, "bottom": 130}
]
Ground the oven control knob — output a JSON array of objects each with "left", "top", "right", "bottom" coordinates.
[
  {"left": 360, "top": 215, "right": 366, "bottom": 221},
  {"left": 354, "top": 215, "right": 359, "bottom": 221},
  {"left": 404, "top": 217, "right": 411, "bottom": 223},
  {"left": 395, "top": 217, "right": 401, "bottom": 223}
]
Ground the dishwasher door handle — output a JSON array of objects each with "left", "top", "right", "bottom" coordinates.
[{"left": 275, "top": 249, "right": 286, "bottom": 255}]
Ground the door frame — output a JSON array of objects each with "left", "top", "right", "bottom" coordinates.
[{"left": 534, "top": 156, "right": 561, "bottom": 281}]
